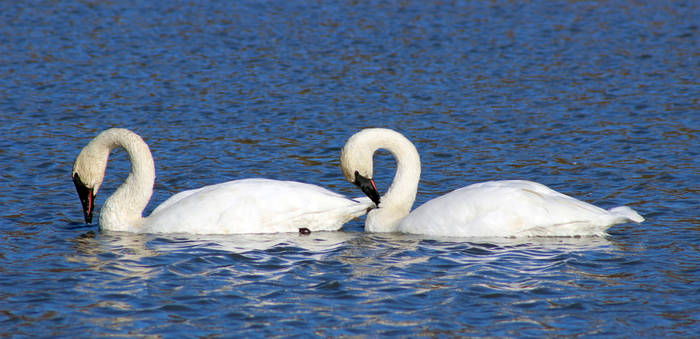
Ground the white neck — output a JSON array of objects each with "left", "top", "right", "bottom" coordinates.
[
  {"left": 84, "top": 129, "right": 155, "bottom": 231},
  {"left": 346, "top": 129, "right": 421, "bottom": 232}
]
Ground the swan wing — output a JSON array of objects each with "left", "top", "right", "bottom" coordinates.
[
  {"left": 143, "top": 178, "right": 372, "bottom": 234},
  {"left": 150, "top": 186, "right": 202, "bottom": 214},
  {"left": 399, "top": 180, "right": 641, "bottom": 237}
]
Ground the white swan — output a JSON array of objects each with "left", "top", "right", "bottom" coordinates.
[
  {"left": 340, "top": 128, "right": 644, "bottom": 237},
  {"left": 71, "top": 128, "right": 375, "bottom": 234}
]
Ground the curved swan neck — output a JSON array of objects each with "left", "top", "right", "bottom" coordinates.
[
  {"left": 342, "top": 128, "right": 421, "bottom": 232},
  {"left": 81, "top": 129, "right": 155, "bottom": 231},
  {"left": 381, "top": 134, "right": 421, "bottom": 215}
]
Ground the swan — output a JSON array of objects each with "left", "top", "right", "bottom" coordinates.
[
  {"left": 71, "top": 128, "right": 375, "bottom": 234},
  {"left": 340, "top": 128, "right": 644, "bottom": 237}
]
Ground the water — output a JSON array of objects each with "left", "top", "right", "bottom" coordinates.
[{"left": 1, "top": 0, "right": 698, "bottom": 336}]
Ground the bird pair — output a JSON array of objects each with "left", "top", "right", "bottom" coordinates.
[{"left": 72, "top": 128, "right": 642, "bottom": 236}]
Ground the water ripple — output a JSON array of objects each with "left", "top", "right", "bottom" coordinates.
[{"left": 1, "top": 0, "right": 698, "bottom": 336}]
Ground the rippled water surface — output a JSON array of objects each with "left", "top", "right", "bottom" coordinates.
[{"left": 1, "top": 0, "right": 698, "bottom": 337}]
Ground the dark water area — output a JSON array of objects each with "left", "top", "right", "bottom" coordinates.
[{"left": 1, "top": 0, "right": 698, "bottom": 337}]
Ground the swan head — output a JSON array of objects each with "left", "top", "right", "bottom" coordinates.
[
  {"left": 341, "top": 131, "right": 382, "bottom": 206},
  {"left": 72, "top": 136, "right": 110, "bottom": 224}
]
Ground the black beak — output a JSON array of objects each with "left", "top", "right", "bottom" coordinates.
[
  {"left": 73, "top": 173, "right": 95, "bottom": 224},
  {"left": 354, "top": 171, "right": 381, "bottom": 206}
]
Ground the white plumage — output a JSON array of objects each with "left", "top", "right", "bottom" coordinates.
[
  {"left": 341, "top": 128, "right": 644, "bottom": 237},
  {"left": 144, "top": 179, "right": 372, "bottom": 234},
  {"left": 399, "top": 180, "right": 643, "bottom": 237},
  {"left": 72, "top": 128, "right": 373, "bottom": 234}
]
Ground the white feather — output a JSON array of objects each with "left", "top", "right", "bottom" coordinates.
[
  {"left": 72, "top": 128, "right": 373, "bottom": 234},
  {"left": 341, "top": 128, "right": 644, "bottom": 237}
]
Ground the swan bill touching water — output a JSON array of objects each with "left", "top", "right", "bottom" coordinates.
[
  {"left": 71, "top": 128, "right": 375, "bottom": 234},
  {"left": 341, "top": 128, "right": 644, "bottom": 237}
]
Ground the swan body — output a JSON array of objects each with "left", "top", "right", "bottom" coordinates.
[
  {"left": 341, "top": 128, "right": 644, "bottom": 237},
  {"left": 72, "top": 128, "right": 374, "bottom": 234},
  {"left": 399, "top": 180, "right": 643, "bottom": 237}
]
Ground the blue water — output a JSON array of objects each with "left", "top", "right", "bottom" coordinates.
[{"left": 1, "top": 0, "right": 698, "bottom": 337}]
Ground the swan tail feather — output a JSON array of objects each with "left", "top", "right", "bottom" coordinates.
[{"left": 608, "top": 206, "right": 644, "bottom": 223}]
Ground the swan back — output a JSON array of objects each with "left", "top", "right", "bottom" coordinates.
[
  {"left": 398, "top": 180, "right": 643, "bottom": 237},
  {"left": 144, "top": 178, "right": 373, "bottom": 234}
]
